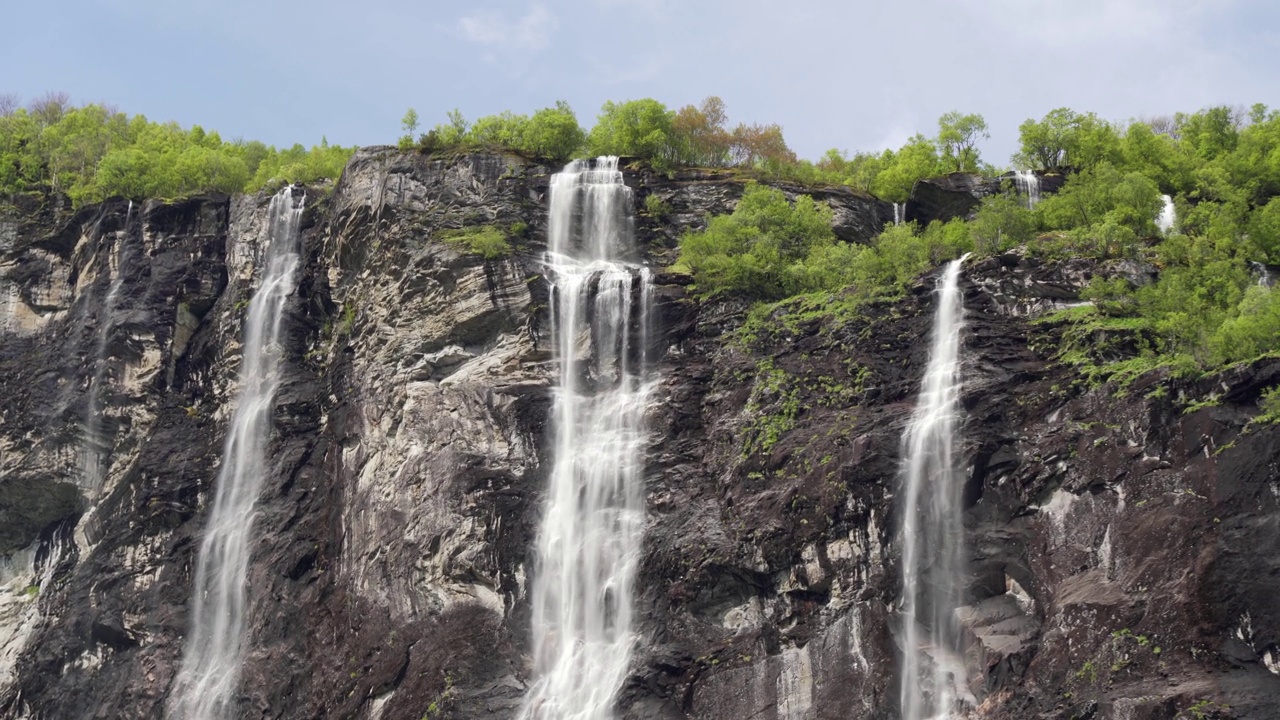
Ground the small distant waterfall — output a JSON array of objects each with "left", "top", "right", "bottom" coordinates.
[
  {"left": 1013, "top": 170, "right": 1041, "bottom": 209},
  {"left": 520, "top": 157, "right": 654, "bottom": 720},
  {"left": 899, "top": 257, "right": 972, "bottom": 720},
  {"left": 1156, "top": 194, "right": 1177, "bottom": 235},
  {"left": 82, "top": 201, "right": 133, "bottom": 493},
  {"left": 1251, "top": 262, "right": 1274, "bottom": 288},
  {"left": 167, "top": 187, "right": 304, "bottom": 720},
  {"left": 894, "top": 202, "right": 905, "bottom": 226}
]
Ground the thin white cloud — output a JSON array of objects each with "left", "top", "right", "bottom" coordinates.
[
  {"left": 959, "top": 0, "right": 1226, "bottom": 46},
  {"left": 587, "top": 51, "right": 667, "bottom": 86},
  {"left": 457, "top": 3, "right": 557, "bottom": 51},
  {"left": 590, "top": 0, "right": 671, "bottom": 20}
]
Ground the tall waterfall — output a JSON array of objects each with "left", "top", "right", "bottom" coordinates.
[
  {"left": 1013, "top": 170, "right": 1041, "bottom": 209},
  {"left": 894, "top": 202, "right": 905, "bottom": 226},
  {"left": 167, "top": 187, "right": 304, "bottom": 720},
  {"left": 521, "top": 157, "right": 654, "bottom": 720},
  {"left": 82, "top": 200, "right": 133, "bottom": 493},
  {"left": 1157, "top": 194, "right": 1177, "bottom": 235},
  {"left": 899, "top": 257, "right": 972, "bottom": 720}
]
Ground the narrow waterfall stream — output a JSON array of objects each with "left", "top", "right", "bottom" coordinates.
[
  {"left": 899, "top": 257, "right": 971, "bottom": 720},
  {"left": 167, "top": 187, "right": 304, "bottom": 720},
  {"left": 1157, "top": 194, "right": 1177, "bottom": 235},
  {"left": 1013, "top": 170, "right": 1041, "bottom": 209},
  {"left": 82, "top": 200, "right": 133, "bottom": 493},
  {"left": 521, "top": 157, "right": 654, "bottom": 720}
]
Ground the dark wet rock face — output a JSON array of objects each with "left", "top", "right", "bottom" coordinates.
[
  {"left": 905, "top": 171, "right": 1068, "bottom": 225},
  {"left": 1, "top": 154, "right": 1278, "bottom": 719}
]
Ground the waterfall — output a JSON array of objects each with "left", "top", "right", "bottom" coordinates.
[
  {"left": 1251, "top": 262, "right": 1274, "bottom": 288},
  {"left": 167, "top": 187, "right": 304, "bottom": 720},
  {"left": 899, "top": 257, "right": 972, "bottom": 720},
  {"left": 1156, "top": 194, "right": 1177, "bottom": 235},
  {"left": 520, "top": 157, "right": 654, "bottom": 720},
  {"left": 894, "top": 202, "right": 905, "bottom": 226},
  {"left": 1013, "top": 170, "right": 1041, "bottom": 209},
  {"left": 82, "top": 200, "right": 133, "bottom": 493}
]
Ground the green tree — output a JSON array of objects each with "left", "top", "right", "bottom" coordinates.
[
  {"left": 871, "top": 135, "right": 943, "bottom": 202},
  {"left": 1038, "top": 161, "right": 1162, "bottom": 235},
  {"left": 1249, "top": 197, "right": 1280, "bottom": 262},
  {"left": 672, "top": 96, "right": 731, "bottom": 167},
  {"left": 587, "top": 99, "right": 677, "bottom": 164},
  {"left": 1176, "top": 106, "right": 1241, "bottom": 161},
  {"left": 937, "top": 111, "right": 989, "bottom": 172},
  {"left": 400, "top": 108, "right": 419, "bottom": 149},
  {"left": 970, "top": 194, "right": 1036, "bottom": 253},
  {"left": 1015, "top": 108, "right": 1120, "bottom": 170},
  {"left": 468, "top": 110, "right": 528, "bottom": 147},
  {"left": 522, "top": 101, "right": 585, "bottom": 160}
]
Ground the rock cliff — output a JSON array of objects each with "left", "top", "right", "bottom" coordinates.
[{"left": 0, "top": 151, "right": 1276, "bottom": 719}]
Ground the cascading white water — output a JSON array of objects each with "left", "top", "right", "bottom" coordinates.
[
  {"left": 899, "top": 257, "right": 972, "bottom": 720},
  {"left": 167, "top": 187, "right": 304, "bottom": 720},
  {"left": 520, "top": 157, "right": 654, "bottom": 720},
  {"left": 1013, "top": 170, "right": 1041, "bottom": 209},
  {"left": 1251, "top": 262, "right": 1274, "bottom": 288},
  {"left": 894, "top": 202, "right": 905, "bottom": 226},
  {"left": 82, "top": 200, "right": 133, "bottom": 493},
  {"left": 1156, "top": 194, "right": 1177, "bottom": 235}
]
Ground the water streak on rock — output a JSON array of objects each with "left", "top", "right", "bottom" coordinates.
[
  {"left": 82, "top": 200, "right": 133, "bottom": 494},
  {"left": 167, "top": 187, "right": 304, "bottom": 720}
]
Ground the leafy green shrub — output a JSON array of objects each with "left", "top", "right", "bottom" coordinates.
[
  {"left": 1207, "top": 284, "right": 1280, "bottom": 364},
  {"left": 674, "top": 183, "right": 837, "bottom": 300},
  {"left": 1257, "top": 386, "right": 1280, "bottom": 424},
  {"left": 1081, "top": 276, "right": 1138, "bottom": 316},
  {"left": 1037, "top": 161, "right": 1162, "bottom": 236},
  {"left": 643, "top": 194, "right": 670, "bottom": 218},
  {"left": 970, "top": 194, "right": 1036, "bottom": 253}
]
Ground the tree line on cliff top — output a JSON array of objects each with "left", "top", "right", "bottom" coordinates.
[
  {"left": 399, "top": 97, "right": 993, "bottom": 202},
  {"left": 0, "top": 92, "right": 351, "bottom": 205},
  {"left": 3, "top": 89, "right": 1280, "bottom": 397}
]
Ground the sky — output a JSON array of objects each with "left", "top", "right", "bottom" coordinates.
[{"left": 3, "top": 0, "right": 1277, "bottom": 166}]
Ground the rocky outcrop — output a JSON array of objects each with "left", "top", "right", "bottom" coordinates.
[
  {"left": 630, "top": 166, "right": 891, "bottom": 259},
  {"left": 904, "top": 171, "right": 1068, "bottom": 225},
  {"left": 0, "top": 151, "right": 1277, "bottom": 720}
]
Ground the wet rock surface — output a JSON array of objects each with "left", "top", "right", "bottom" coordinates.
[
  {"left": 905, "top": 171, "right": 1068, "bottom": 225},
  {"left": 0, "top": 152, "right": 1277, "bottom": 719}
]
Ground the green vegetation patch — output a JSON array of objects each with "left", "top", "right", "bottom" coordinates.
[
  {"left": 1255, "top": 385, "right": 1280, "bottom": 425},
  {"left": 0, "top": 95, "right": 352, "bottom": 205},
  {"left": 741, "top": 359, "right": 801, "bottom": 458},
  {"left": 439, "top": 225, "right": 512, "bottom": 259}
]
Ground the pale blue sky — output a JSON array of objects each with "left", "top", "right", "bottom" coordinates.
[{"left": 4, "top": 0, "right": 1277, "bottom": 165}]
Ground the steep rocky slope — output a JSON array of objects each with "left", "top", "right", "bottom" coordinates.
[{"left": 0, "top": 151, "right": 1276, "bottom": 719}]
